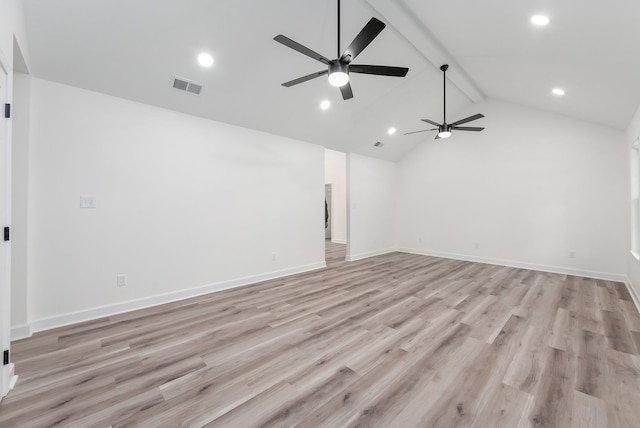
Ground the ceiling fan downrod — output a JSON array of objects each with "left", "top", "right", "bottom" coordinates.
[
  {"left": 337, "top": 0, "right": 341, "bottom": 58},
  {"left": 441, "top": 64, "right": 448, "bottom": 126}
]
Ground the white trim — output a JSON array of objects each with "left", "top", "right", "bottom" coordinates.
[
  {"left": 0, "top": 49, "right": 12, "bottom": 401},
  {"left": 10, "top": 324, "right": 30, "bottom": 341},
  {"left": 331, "top": 239, "right": 347, "bottom": 245},
  {"left": 346, "top": 248, "right": 395, "bottom": 262},
  {"left": 397, "top": 247, "right": 626, "bottom": 282},
  {"left": 28, "top": 261, "right": 326, "bottom": 334},
  {"left": 624, "top": 276, "right": 640, "bottom": 313},
  {"left": 8, "top": 364, "right": 16, "bottom": 391}
]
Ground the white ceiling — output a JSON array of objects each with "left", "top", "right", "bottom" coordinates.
[{"left": 21, "top": 0, "right": 640, "bottom": 161}]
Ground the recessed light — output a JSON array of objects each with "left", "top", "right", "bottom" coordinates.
[
  {"left": 531, "top": 15, "right": 551, "bottom": 26},
  {"left": 387, "top": 127, "right": 397, "bottom": 135},
  {"left": 197, "top": 53, "right": 214, "bottom": 67},
  {"left": 320, "top": 100, "right": 331, "bottom": 110},
  {"left": 552, "top": 88, "right": 565, "bottom": 96}
]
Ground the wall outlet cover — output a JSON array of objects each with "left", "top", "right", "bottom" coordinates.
[{"left": 116, "top": 274, "right": 127, "bottom": 286}]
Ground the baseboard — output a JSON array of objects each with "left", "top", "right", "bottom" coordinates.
[
  {"left": 9, "top": 365, "right": 17, "bottom": 391},
  {"left": 331, "top": 239, "right": 347, "bottom": 245},
  {"left": 624, "top": 277, "right": 640, "bottom": 313},
  {"left": 11, "top": 324, "right": 31, "bottom": 341},
  {"left": 346, "top": 248, "right": 395, "bottom": 262},
  {"left": 1, "top": 364, "right": 16, "bottom": 399},
  {"left": 19, "top": 249, "right": 629, "bottom": 335},
  {"left": 397, "top": 247, "right": 626, "bottom": 283},
  {"left": 28, "top": 261, "right": 327, "bottom": 334}
]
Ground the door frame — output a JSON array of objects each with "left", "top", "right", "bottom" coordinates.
[{"left": 0, "top": 48, "right": 13, "bottom": 400}]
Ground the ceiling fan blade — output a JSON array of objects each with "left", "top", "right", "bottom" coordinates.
[
  {"left": 452, "top": 126, "right": 484, "bottom": 131},
  {"left": 404, "top": 128, "right": 437, "bottom": 135},
  {"left": 450, "top": 113, "right": 485, "bottom": 127},
  {"left": 420, "top": 118, "right": 441, "bottom": 127},
  {"left": 274, "top": 35, "right": 331, "bottom": 65},
  {"left": 340, "top": 17, "right": 386, "bottom": 63},
  {"left": 281, "top": 70, "right": 328, "bottom": 87},
  {"left": 340, "top": 82, "right": 354, "bottom": 100},
  {"left": 349, "top": 64, "right": 409, "bottom": 77}
]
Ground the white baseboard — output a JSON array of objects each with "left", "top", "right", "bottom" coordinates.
[
  {"left": 624, "top": 277, "right": 640, "bottom": 313},
  {"left": 9, "top": 365, "right": 17, "bottom": 391},
  {"left": 17, "top": 248, "right": 631, "bottom": 336},
  {"left": 27, "top": 261, "right": 326, "bottom": 335},
  {"left": 11, "top": 324, "right": 31, "bottom": 341},
  {"left": 1, "top": 364, "right": 16, "bottom": 399},
  {"left": 331, "top": 239, "right": 347, "bottom": 245},
  {"left": 346, "top": 248, "right": 395, "bottom": 262},
  {"left": 397, "top": 247, "right": 626, "bottom": 283}
]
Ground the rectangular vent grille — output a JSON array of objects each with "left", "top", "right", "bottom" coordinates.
[{"left": 172, "top": 76, "right": 203, "bottom": 95}]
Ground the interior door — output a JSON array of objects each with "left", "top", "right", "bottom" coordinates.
[{"left": 0, "top": 62, "right": 10, "bottom": 400}]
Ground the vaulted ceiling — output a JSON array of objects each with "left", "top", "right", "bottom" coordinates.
[{"left": 21, "top": 0, "right": 640, "bottom": 161}]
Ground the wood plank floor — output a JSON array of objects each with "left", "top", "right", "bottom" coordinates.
[{"left": 2, "top": 241, "right": 640, "bottom": 427}]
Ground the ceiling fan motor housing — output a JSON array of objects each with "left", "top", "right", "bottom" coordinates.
[{"left": 329, "top": 60, "right": 349, "bottom": 75}]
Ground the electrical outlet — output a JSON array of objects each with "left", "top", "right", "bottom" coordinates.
[
  {"left": 116, "top": 274, "right": 127, "bottom": 287},
  {"left": 271, "top": 253, "right": 277, "bottom": 261},
  {"left": 474, "top": 243, "right": 480, "bottom": 249},
  {"left": 569, "top": 251, "right": 576, "bottom": 258}
]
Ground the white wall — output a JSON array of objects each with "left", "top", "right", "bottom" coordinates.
[
  {"left": 395, "top": 99, "right": 626, "bottom": 279},
  {"left": 626, "top": 104, "right": 640, "bottom": 298},
  {"left": 347, "top": 153, "right": 396, "bottom": 261},
  {"left": 10, "top": 72, "right": 29, "bottom": 334},
  {"left": 0, "top": 1, "right": 29, "bottom": 67},
  {"left": 26, "top": 78, "right": 325, "bottom": 330},
  {"left": 324, "top": 149, "right": 347, "bottom": 244}
]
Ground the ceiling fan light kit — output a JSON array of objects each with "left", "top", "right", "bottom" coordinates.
[
  {"left": 438, "top": 128, "right": 452, "bottom": 139},
  {"left": 405, "top": 64, "right": 485, "bottom": 140},
  {"left": 328, "top": 61, "right": 349, "bottom": 87},
  {"left": 274, "top": 0, "right": 409, "bottom": 99}
]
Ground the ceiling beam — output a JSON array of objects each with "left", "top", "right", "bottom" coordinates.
[{"left": 365, "top": 0, "right": 484, "bottom": 103}]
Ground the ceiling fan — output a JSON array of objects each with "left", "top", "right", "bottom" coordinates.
[
  {"left": 405, "top": 64, "right": 485, "bottom": 139},
  {"left": 273, "top": 0, "right": 409, "bottom": 100}
]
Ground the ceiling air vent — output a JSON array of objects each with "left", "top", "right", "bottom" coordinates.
[
  {"left": 171, "top": 76, "right": 203, "bottom": 95},
  {"left": 374, "top": 142, "right": 384, "bottom": 148}
]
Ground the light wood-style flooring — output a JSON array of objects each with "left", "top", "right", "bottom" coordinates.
[{"left": 2, "top": 241, "right": 640, "bottom": 427}]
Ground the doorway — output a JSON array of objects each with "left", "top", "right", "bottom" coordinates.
[
  {"left": 325, "top": 184, "right": 332, "bottom": 240},
  {"left": 324, "top": 149, "right": 347, "bottom": 266}
]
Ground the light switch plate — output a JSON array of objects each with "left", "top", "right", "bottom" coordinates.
[{"left": 80, "top": 195, "right": 97, "bottom": 208}]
